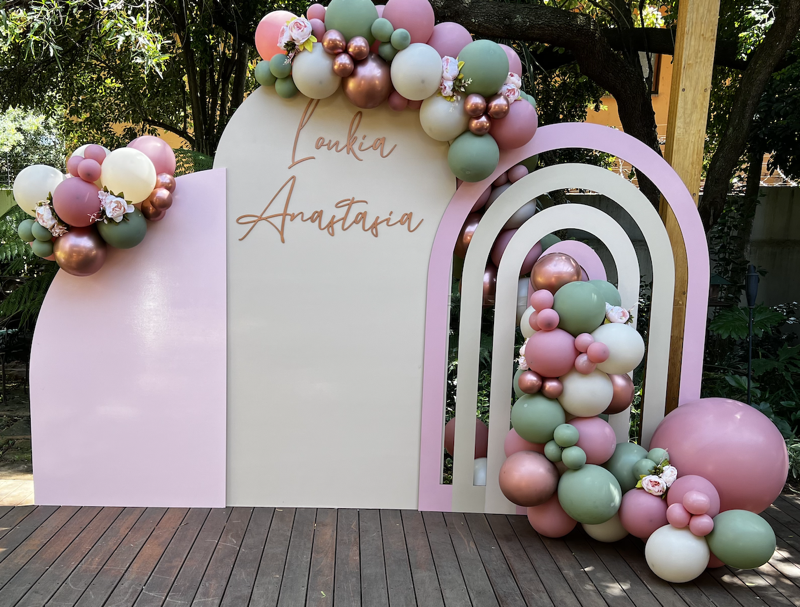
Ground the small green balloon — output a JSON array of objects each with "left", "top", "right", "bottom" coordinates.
[
  {"left": 562, "top": 446, "right": 587, "bottom": 470},
  {"left": 97, "top": 210, "right": 147, "bottom": 249},
  {"left": 553, "top": 281, "right": 606, "bottom": 336},
  {"left": 448, "top": 132, "right": 500, "bottom": 183},
  {"left": 511, "top": 394, "right": 565, "bottom": 444},
  {"left": 325, "top": 0, "right": 379, "bottom": 43},
  {"left": 371, "top": 18, "right": 394, "bottom": 42},
  {"left": 269, "top": 54, "right": 292, "bottom": 79},
  {"left": 17, "top": 219, "right": 35, "bottom": 242},
  {"left": 647, "top": 448, "right": 670, "bottom": 464},
  {"left": 554, "top": 424, "right": 579, "bottom": 448},
  {"left": 255, "top": 60, "right": 277, "bottom": 86},
  {"left": 707, "top": 510, "right": 776, "bottom": 570},
  {"left": 544, "top": 440, "right": 563, "bottom": 463},
  {"left": 275, "top": 76, "right": 299, "bottom": 99},
  {"left": 588, "top": 280, "right": 622, "bottom": 307},
  {"left": 598, "top": 413, "right": 609, "bottom": 422},
  {"left": 31, "top": 222, "right": 52, "bottom": 242},
  {"left": 458, "top": 40, "right": 509, "bottom": 97},
  {"left": 513, "top": 368, "right": 525, "bottom": 398},
  {"left": 378, "top": 42, "right": 398, "bottom": 63},
  {"left": 390, "top": 28, "right": 411, "bottom": 50},
  {"left": 520, "top": 155, "right": 540, "bottom": 173},
  {"left": 603, "top": 442, "right": 648, "bottom": 492},
  {"left": 31, "top": 239, "right": 53, "bottom": 258},
  {"left": 558, "top": 464, "right": 622, "bottom": 524},
  {"left": 632, "top": 458, "right": 656, "bottom": 479},
  {"left": 539, "top": 233, "right": 560, "bottom": 252}
]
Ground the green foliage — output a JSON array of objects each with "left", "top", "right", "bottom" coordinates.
[
  {"left": 708, "top": 304, "right": 786, "bottom": 340},
  {"left": 0, "top": 108, "right": 65, "bottom": 185},
  {"left": 788, "top": 437, "right": 800, "bottom": 482}
]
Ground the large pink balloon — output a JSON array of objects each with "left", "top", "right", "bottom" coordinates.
[
  {"left": 499, "top": 451, "right": 558, "bottom": 507},
  {"left": 524, "top": 328, "right": 578, "bottom": 378},
  {"left": 128, "top": 136, "right": 176, "bottom": 176},
  {"left": 444, "top": 417, "right": 489, "bottom": 459},
  {"left": 255, "top": 11, "right": 296, "bottom": 61},
  {"left": 527, "top": 494, "right": 577, "bottom": 538},
  {"left": 382, "top": 0, "right": 435, "bottom": 44},
  {"left": 427, "top": 22, "right": 473, "bottom": 58},
  {"left": 651, "top": 398, "right": 788, "bottom": 514},
  {"left": 619, "top": 489, "right": 668, "bottom": 539},
  {"left": 666, "top": 475, "right": 721, "bottom": 518},
  {"left": 499, "top": 44, "right": 523, "bottom": 75},
  {"left": 491, "top": 99, "right": 538, "bottom": 150},
  {"left": 490, "top": 229, "right": 542, "bottom": 275},
  {"left": 504, "top": 428, "right": 545, "bottom": 457},
  {"left": 52, "top": 178, "right": 101, "bottom": 228},
  {"left": 568, "top": 417, "right": 616, "bottom": 465}
]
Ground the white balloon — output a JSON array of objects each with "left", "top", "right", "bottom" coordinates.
[
  {"left": 391, "top": 43, "right": 442, "bottom": 101},
  {"left": 102, "top": 148, "right": 157, "bottom": 204},
  {"left": 12, "top": 165, "right": 64, "bottom": 216},
  {"left": 473, "top": 457, "right": 487, "bottom": 486},
  {"left": 485, "top": 183, "right": 510, "bottom": 211},
  {"left": 517, "top": 278, "right": 530, "bottom": 325},
  {"left": 645, "top": 525, "right": 709, "bottom": 583},
  {"left": 583, "top": 513, "right": 628, "bottom": 542},
  {"left": 72, "top": 144, "right": 111, "bottom": 159},
  {"left": 419, "top": 94, "right": 469, "bottom": 141},
  {"left": 291, "top": 43, "right": 341, "bottom": 99},
  {"left": 592, "top": 323, "right": 645, "bottom": 375},
  {"left": 520, "top": 306, "right": 536, "bottom": 339},
  {"left": 505, "top": 200, "right": 537, "bottom": 229},
  {"left": 558, "top": 369, "right": 613, "bottom": 417}
]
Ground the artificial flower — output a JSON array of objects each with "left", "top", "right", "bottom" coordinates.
[
  {"left": 641, "top": 475, "right": 667, "bottom": 497},
  {"left": 35, "top": 204, "right": 57, "bottom": 230},
  {"left": 505, "top": 72, "right": 522, "bottom": 89},
  {"left": 98, "top": 190, "right": 134, "bottom": 223},
  {"left": 661, "top": 465, "right": 678, "bottom": 487},
  {"left": 500, "top": 83, "right": 521, "bottom": 102},
  {"left": 442, "top": 56, "right": 460, "bottom": 81},
  {"left": 605, "top": 303, "right": 630, "bottom": 324},
  {"left": 440, "top": 79, "right": 454, "bottom": 97},
  {"left": 289, "top": 17, "right": 313, "bottom": 45}
]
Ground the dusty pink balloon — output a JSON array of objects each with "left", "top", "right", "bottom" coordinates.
[
  {"left": 472, "top": 186, "right": 491, "bottom": 212},
  {"left": 619, "top": 488, "right": 668, "bottom": 539},
  {"left": 541, "top": 378, "right": 563, "bottom": 399},
  {"left": 255, "top": 10, "right": 296, "bottom": 61},
  {"left": 666, "top": 503, "right": 691, "bottom": 528},
  {"left": 375, "top": 4, "right": 385, "bottom": 17},
  {"left": 52, "top": 177, "right": 101, "bottom": 228},
  {"left": 426, "top": 22, "right": 472, "bottom": 58},
  {"left": 307, "top": 3, "right": 325, "bottom": 21},
  {"left": 504, "top": 428, "right": 545, "bottom": 457},
  {"left": 573, "top": 353, "right": 596, "bottom": 374},
  {"left": 518, "top": 370, "right": 543, "bottom": 394},
  {"left": 382, "top": 0, "right": 435, "bottom": 43},
  {"left": 482, "top": 264, "right": 497, "bottom": 307},
  {"left": 689, "top": 514, "right": 714, "bottom": 537},
  {"left": 499, "top": 451, "right": 558, "bottom": 507},
  {"left": 569, "top": 416, "right": 616, "bottom": 465},
  {"left": 525, "top": 329, "right": 578, "bottom": 378},
  {"left": 528, "top": 310, "right": 540, "bottom": 331},
  {"left": 67, "top": 155, "right": 84, "bottom": 177},
  {"left": 529, "top": 289, "right": 554, "bottom": 311},
  {"left": 491, "top": 98, "right": 538, "bottom": 150},
  {"left": 493, "top": 172, "right": 508, "bottom": 187},
  {"left": 604, "top": 374, "right": 635, "bottom": 414},
  {"left": 388, "top": 91, "right": 408, "bottom": 111},
  {"left": 666, "top": 475, "right": 721, "bottom": 518},
  {"left": 508, "top": 165, "right": 529, "bottom": 183},
  {"left": 128, "top": 135, "right": 176, "bottom": 176},
  {"left": 519, "top": 242, "right": 543, "bottom": 275},
  {"left": 83, "top": 144, "right": 107, "bottom": 164},
  {"left": 683, "top": 490, "right": 711, "bottom": 515},
  {"left": 77, "top": 158, "right": 101, "bottom": 183},
  {"left": 443, "top": 417, "right": 489, "bottom": 459},
  {"left": 574, "top": 333, "right": 594, "bottom": 353},
  {"left": 499, "top": 43, "right": 523, "bottom": 75},
  {"left": 490, "top": 230, "right": 515, "bottom": 266},
  {"left": 407, "top": 99, "right": 422, "bottom": 110},
  {"left": 587, "top": 342, "right": 610, "bottom": 364},
  {"left": 527, "top": 494, "right": 577, "bottom": 538},
  {"left": 708, "top": 554, "right": 725, "bottom": 568},
  {"left": 310, "top": 18, "right": 325, "bottom": 40},
  {"left": 537, "top": 308, "right": 559, "bottom": 331}
]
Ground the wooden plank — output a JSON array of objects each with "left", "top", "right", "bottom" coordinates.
[
  {"left": 162, "top": 508, "right": 231, "bottom": 606},
  {"left": 358, "top": 510, "right": 388, "bottom": 607},
  {"left": 692, "top": 570, "right": 746, "bottom": 607},
  {"left": 582, "top": 537, "right": 663, "bottom": 607},
  {"left": 0, "top": 506, "right": 36, "bottom": 541},
  {"left": 0, "top": 506, "right": 58, "bottom": 562},
  {"left": 380, "top": 510, "right": 416, "bottom": 607},
  {"left": 736, "top": 566, "right": 798, "bottom": 607},
  {"left": 540, "top": 534, "right": 607, "bottom": 607},
  {"left": 307, "top": 508, "right": 336, "bottom": 607},
  {"left": 278, "top": 508, "right": 316, "bottom": 607},
  {"left": 401, "top": 511, "right": 444, "bottom": 607},
  {"left": 564, "top": 534, "right": 635, "bottom": 607},
  {"left": 757, "top": 562, "right": 800, "bottom": 602},
  {"left": 464, "top": 513, "right": 525, "bottom": 607},
  {"left": 250, "top": 507, "right": 295, "bottom": 607},
  {"left": 761, "top": 511, "right": 800, "bottom": 560},
  {"left": 444, "top": 512, "right": 499, "bottom": 607},
  {"left": 774, "top": 497, "right": 800, "bottom": 526},
  {"left": 0, "top": 506, "right": 14, "bottom": 520},
  {"left": 766, "top": 506, "right": 800, "bottom": 544},
  {"left": 0, "top": 506, "right": 78, "bottom": 579},
  {"left": 133, "top": 509, "right": 211, "bottom": 607},
  {"left": 16, "top": 508, "right": 123, "bottom": 607},
  {"left": 611, "top": 537, "right": 691, "bottom": 607},
  {"left": 420, "top": 512, "right": 469, "bottom": 607},
  {"left": 192, "top": 507, "right": 253, "bottom": 607},
  {"left": 706, "top": 566, "right": 769, "bottom": 607},
  {"left": 765, "top": 542, "right": 800, "bottom": 589},
  {"left": 334, "top": 509, "right": 360, "bottom": 607},
  {"left": 220, "top": 508, "right": 274, "bottom": 607}
]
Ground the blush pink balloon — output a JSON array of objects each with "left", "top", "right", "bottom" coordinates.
[
  {"left": 255, "top": 11, "right": 296, "bottom": 61},
  {"left": 573, "top": 353, "right": 596, "bottom": 375},
  {"left": 407, "top": 99, "right": 422, "bottom": 110},
  {"left": 490, "top": 230, "right": 516, "bottom": 266},
  {"left": 529, "top": 289, "right": 554, "bottom": 311},
  {"left": 537, "top": 308, "right": 559, "bottom": 331},
  {"left": 651, "top": 398, "right": 788, "bottom": 514},
  {"left": 499, "top": 43, "right": 523, "bottom": 75},
  {"left": 520, "top": 242, "right": 543, "bottom": 275},
  {"left": 574, "top": 333, "right": 595, "bottom": 353},
  {"left": 307, "top": 3, "right": 326, "bottom": 21},
  {"left": 490, "top": 99, "right": 538, "bottom": 150},
  {"left": 525, "top": 329, "right": 578, "bottom": 378},
  {"left": 83, "top": 144, "right": 107, "bottom": 164},
  {"left": 689, "top": 514, "right": 714, "bottom": 537},
  {"left": 310, "top": 18, "right": 326, "bottom": 40},
  {"left": 77, "top": 159, "right": 102, "bottom": 183},
  {"left": 472, "top": 186, "right": 491, "bottom": 212},
  {"left": 388, "top": 91, "right": 409, "bottom": 111},
  {"left": 375, "top": 4, "right": 385, "bottom": 17},
  {"left": 504, "top": 428, "right": 545, "bottom": 457},
  {"left": 527, "top": 494, "right": 577, "bottom": 538},
  {"left": 508, "top": 165, "right": 529, "bottom": 183},
  {"left": 426, "top": 22, "right": 473, "bottom": 58},
  {"left": 499, "top": 451, "right": 558, "bottom": 507},
  {"left": 443, "top": 417, "right": 489, "bottom": 459},
  {"left": 52, "top": 177, "right": 101, "bottom": 228},
  {"left": 708, "top": 554, "right": 725, "bottom": 569},
  {"left": 666, "top": 503, "right": 691, "bottom": 528},
  {"left": 569, "top": 416, "right": 616, "bottom": 465},
  {"left": 66, "top": 155, "right": 84, "bottom": 177},
  {"left": 619, "top": 489, "right": 668, "bottom": 539},
  {"left": 493, "top": 172, "right": 508, "bottom": 187},
  {"left": 586, "top": 342, "right": 610, "bottom": 364},
  {"left": 683, "top": 490, "right": 711, "bottom": 515},
  {"left": 528, "top": 310, "right": 540, "bottom": 331},
  {"left": 666, "top": 475, "right": 721, "bottom": 518},
  {"left": 128, "top": 136, "right": 176, "bottom": 176},
  {"left": 382, "top": 0, "right": 435, "bottom": 44}
]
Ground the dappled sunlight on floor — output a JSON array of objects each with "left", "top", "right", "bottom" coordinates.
[{"left": 0, "top": 479, "right": 34, "bottom": 505}]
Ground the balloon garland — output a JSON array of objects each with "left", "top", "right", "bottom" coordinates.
[
  {"left": 12, "top": 136, "right": 177, "bottom": 277},
  {"left": 254, "top": 0, "right": 539, "bottom": 182}
]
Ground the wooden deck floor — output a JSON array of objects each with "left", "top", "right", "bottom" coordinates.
[{"left": 0, "top": 497, "right": 797, "bottom": 607}]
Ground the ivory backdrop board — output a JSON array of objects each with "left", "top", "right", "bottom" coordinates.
[{"left": 216, "top": 88, "right": 454, "bottom": 508}]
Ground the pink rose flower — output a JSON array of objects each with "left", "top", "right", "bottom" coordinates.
[
  {"left": 440, "top": 79, "right": 454, "bottom": 97},
  {"left": 642, "top": 475, "right": 667, "bottom": 496},
  {"left": 661, "top": 465, "right": 677, "bottom": 487},
  {"left": 288, "top": 17, "right": 313, "bottom": 45},
  {"left": 441, "top": 56, "right": 460, "bottom": 81},
  {"left": 500, "top": 83, "right": 520, "bottom": 102},
  {"left": 518, "top": 355, "right": 528, "bottom": 371},
  {"left": 605, "top": 303, "right": 630, "bottom": 324},
  {"left": 277, "top": 24, "right": 292, "bottom": 49},
  {"left": 36, "top": 205, "right": 56, "bottom": 229},
  {"left": 98, "top": 190, "right": 134, "bottom": 223},
  {"left": 505, "top": 72, "right": 522, "bottom": 89}
]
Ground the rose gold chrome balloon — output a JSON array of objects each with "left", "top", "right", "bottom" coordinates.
[
  {"left": 541, "top": 378, "right": 563, "bottom": 399},
  {"left": 322, "top": 30, "right": 346, "bottom": 54},
  {"left": 604, "top": 374, "right": 635, "bottom": 414},
  {"left": 464, "top": 93, "right": 487, "bottom": 117},
  {"left": 53, "top": 227, "right": 107, "bottom": 277},
  {"left": 141, "top": 198, "right": 166, "bottom": 221},
  {"left": 518, "top": 370, "right": 543, "bottom": 394},
  {"left": 333, "top": 53, "right": 355, "bottom": 77},
  {"left": 487, "top": 94, "right": 510, "bottom": 119},
  {"left": 156, "top": 173, "right": 176, "bottom": 193},
  {"left": 149, "top": 187, "right": 174, "bottom": 211},
  {"left": 531, "top": 253, "right": 582, "bottom": 294},
  {"left": 499, "top": 451, "right": 559, "bottom": 507},
  {"left": 468, "top": 114, "right": 491, "bottom": 136},
  {"left": 343, "top": 54, "right": 391, "bottom": 109},
  {"left": 482, "top": 263, "right": 497, "bottom": 308},
  {"left": 454, "top": 212, "right": 481, "bottom": 258},
  {"left": 346, "top": 36, "right": 370, "bottom": 61}
]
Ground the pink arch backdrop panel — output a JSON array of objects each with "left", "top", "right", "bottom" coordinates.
[
  {"left": 30, "top": 169, "right": 227, "bottom": 508},
  {"left": 419, "top": 123, "right": 709, "bottom": 511}
]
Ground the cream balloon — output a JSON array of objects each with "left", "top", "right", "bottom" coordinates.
[
  {"left": 419, "top": 94, "right": 469, "bottom": 141},
  {"left": 517, "top": 278, "right": 530, "bottom": 325},
  {"left": 558, "top": 369, "right": 613, "bottom": 417},
  {"left": 390, "top": 43, "right": 443, "bottom": 100},
  {"left": 591, "top": 323, "right": 646, "bottom": 375},
  {"left": 583, "top": 513, "right": 628, "bottom": 542},
  {"left": 13, "top": 165, "right": 65, "bottom": 216},
  {"left": 291, "top": 43, "right": 342, "bottom": 99},
  {"left": 645, "top": 525, "right": 710, "bottom": 583},
  {"left": 474, "top": 457, "right": 488, "bottom": 486},
  {"left": 520, "top": 306, "right": 536, "bottom": 339},
  {"left": 505, "top": 200, "right": 537, "bottom": 229},
  {"left": 101, "top": 148, "right": 157, "bottom": 203}
]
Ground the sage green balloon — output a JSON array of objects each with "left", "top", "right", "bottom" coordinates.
[
  {"left": 553, "top": 281, "right": 606, "bottom": 336},
  {"left": 554, "top": 424, "right": 579, "bottom": 448},
  {"left": 558, "top": 465, "right": 622, "bottom": 524},
  {"left": 97, "top": 210, "right": 147, "bottom": 249},
  {"left": 603, "top": 442, "right": 647, "bottom": 492},
  {"left": 598, "top": 413, "right": 609, "bottom": 422},
  {"left": 539, "top": 233, "right": 560, "bottom": 252},
  {"left": 513, "top": 368, "right": 525, "bottom": 398},
  {"left": 511, "top": 394, "right": 565, "bottom": 444},
  {"left": 32, "top": 222, "right": 52, "bottom": 242},
  {"left": 275, "top": 76, "right": 299, "bottom": 99},
  {"left": 632, "top": 458, "right": 656, "bottom": 479},
  {"left": 448, "top": 132, "right": 500, "bottom": 183},
  {"left": 562, "top": 446, "right": 587, "bottom": 470},
  {"left": 588, "top": 280, "right": 622, "bottom": 307},
  {"left": 544, "top": 440, "right": 562, "bottom": 463},
  {"left": 458, "top": 40, "right": 509, "bottom": 97},
  {"left": 379, "top": 42, "right": 398, "bottom": 63},
  {"left": 31, "top": 239, "right": 53, "bottom": 258},
  {"left": 255, "top": 60, "right": 277, "bottom": 86},
  {"left": 371, "top": 18, "right": 394, "bottom": 42},
  {"left": 520, "top": 155, "right": 539, "bottom": 173},
  {"left": 707, "top": 510, "right": 776, "bottom": 569},
  {"left": 269, "top": 54, "right": 292, "bottom": 79},
  {"left": 390, "top": 28, "right": 411, "bottom": 50},
  {"left": 325, "top": 0, "right": 379, "bottom": 43},
  {"left": 17, "top": 219, "right": 35, "bottom": 242},
  {"left": 647, "top": 448, "right": 669, "bottom": 464}
]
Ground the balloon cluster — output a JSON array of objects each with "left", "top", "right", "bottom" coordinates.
[
  {"left": 253, "top": 0, "right": 539, "bottom": 182},
  {"left": 12, "top": 136, "right": 177, "bottom": 277}
]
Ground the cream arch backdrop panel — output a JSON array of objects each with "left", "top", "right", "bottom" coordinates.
[{"left": 215, "top": 88, "right": 455, "bottom": 508}]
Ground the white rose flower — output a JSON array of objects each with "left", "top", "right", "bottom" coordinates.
[
  {"left": 505, "top": 72, "right": 522, "bottom": 88},
  {"left": 441, "top": 56, "right": 460, "bottom": 81},
  {"left": 288, "top": 17, "right": 313, "bottom": 45},
  {"left": 440, "top": 79, "right": 454, "bottom": 97},
  {"left": 518, "top": 355, "right": 528, "bottom": 371},
  {"left": 277, "top": 24, "right": 292, "bottom": 49},
  {"left": 660, "top": 465, "right": 678, "bottom": 487},
  {"left": 36, "top": 205, "right": 57, "bottom": 229},
  {"left": 100, "top": 192, "right": 134, "bottom": 223},
  {"left": 641, "top": 475, "right": 667, "bottom": 497},
  {"left": 605, "top": 304, "right": 630, "bottom": 324},
  {"left": 500, "top": 83, "right": 520, "bottom": 102}
]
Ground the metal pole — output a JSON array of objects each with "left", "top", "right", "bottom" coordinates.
[{"left": 747, "top": 306, "right": 754, "bottom": 404}]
